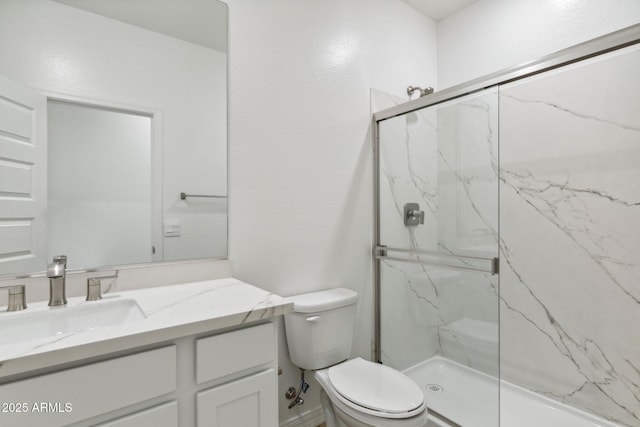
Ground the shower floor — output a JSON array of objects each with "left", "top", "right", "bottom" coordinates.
[
  {"left": 403, "top": 356, "right": 622, "bottom": 427},
  {"left": 404, "top": 356, "right": 498, "bottom": 427}
]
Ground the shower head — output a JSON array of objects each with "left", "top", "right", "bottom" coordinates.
[{"left": 407, "top": 86, "right": 434, "bottom": 98}]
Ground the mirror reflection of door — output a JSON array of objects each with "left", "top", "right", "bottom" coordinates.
[
  {"left": 0, "top": 74, "right": 47, "bottom": 275},
  {"left": 47, "top": 100, "right": 159, "bottom": 268}
]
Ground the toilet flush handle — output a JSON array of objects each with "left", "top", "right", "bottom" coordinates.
[{"left": 306, "top": 315, "right": 321, "bottom": 322}]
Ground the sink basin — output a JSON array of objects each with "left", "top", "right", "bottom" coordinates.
[{"left": 0, "top": 298, "right": 146, "bottom": 346}]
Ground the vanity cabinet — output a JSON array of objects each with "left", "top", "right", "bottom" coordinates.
[
  {"left": 0, "top": 322, "right": 277, "bottom": 427},
  {"left": 195, "top": 322, "right": 277, "bottom": 426},
  {"left": 0, "top": 346, "right": 177, "bottom": 427}
]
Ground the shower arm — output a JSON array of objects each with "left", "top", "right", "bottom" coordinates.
[{"left": 407, "top": 85, "right": 434, "bottom": 98}]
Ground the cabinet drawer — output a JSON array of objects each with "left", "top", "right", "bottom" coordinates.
[
  {"left": 0, "top": 346, "right": 176, "bottom": 427},
  {"left": 196, "top": 323, "right": 275, "bottom": 384},
  {"left": 96, "top": 401, "right": 178, "bottom": 427}
]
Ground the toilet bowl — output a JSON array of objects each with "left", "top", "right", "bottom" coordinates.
[
  {"left": 284, "top": 288, "right": 429, "bottom": 427},
  {"left": 315, "top": 358, "right": 428, "bottom": 427}
]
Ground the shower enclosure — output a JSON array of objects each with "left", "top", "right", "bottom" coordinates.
[{"left": 373, "top": 25, "right": 640, "bottom": 427}]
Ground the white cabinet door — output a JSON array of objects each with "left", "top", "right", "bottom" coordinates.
[
  {"left": 0, "top": 73, "right": 47, "bottom": 275},
  {"left": 196, "top": 369, "right": 276, "bottom": 427}
]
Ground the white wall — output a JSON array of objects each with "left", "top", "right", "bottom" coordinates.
[
  {"left": 225, "top": 0, "right": 437, "bottom": 423},
  {"left": 437, "top": 0, "right": 640, "bottom": 89}
]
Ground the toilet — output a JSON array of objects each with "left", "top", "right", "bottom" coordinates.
[{"left": 284, "top": 288, "right": 429, "bottom": 427}]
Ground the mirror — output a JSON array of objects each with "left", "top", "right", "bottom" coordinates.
[{"left": 0, "top": 0, "right": 228, "bottom": 276}]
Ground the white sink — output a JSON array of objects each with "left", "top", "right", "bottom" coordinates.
[{"left": 0, "top": 298, "right": 146, "bottom": 346}]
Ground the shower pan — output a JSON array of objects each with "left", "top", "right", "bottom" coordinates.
[{"left": 372, "top": 24, "right": 640, "bottom": 427}]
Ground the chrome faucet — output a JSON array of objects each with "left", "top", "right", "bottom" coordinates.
[{"left": 48, "top": 255, "right": 68, "bottom": 307}]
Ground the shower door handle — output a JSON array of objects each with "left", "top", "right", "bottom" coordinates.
[{"left": 404, "top": 203, "right": 424, "bottom": 226}]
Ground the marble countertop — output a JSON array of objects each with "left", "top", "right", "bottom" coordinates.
[{"left": 0, "top": 278, "right": 292, "bottom": 380}]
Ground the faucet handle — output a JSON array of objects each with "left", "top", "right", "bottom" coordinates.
[
  {"left": 409, "top": 209, "right": 425, "bottom": 224},
  {"left": 48, "top": 262, "right": 64, "bottom": 278},
  {"left": 0, "top": 285, "right": 27, "bottom": 312},
  {"left": 52, "top": 254, "right": 67, "bottom": 266},
  {"left": 86, "top": 278, "right": 103, "bottom": 301},
  {"left": 86, "top": 275, "right": 117, "bottom": 301}
]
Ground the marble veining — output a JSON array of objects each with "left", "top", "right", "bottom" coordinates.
[
  {"left": 375, "top": 88, "right": 500, "bottom": 373},
  {"left": 499, "top": 44, "right": 640, "bottom": 426},
  {"left": 0, "top": 278, "right": 292, "bottom": 379},
  {"left": 375, "top": 44, "right": 639, "bottom": 426},
  {"left": 500, "top": 94, "right": 640, "bottom": 134}
]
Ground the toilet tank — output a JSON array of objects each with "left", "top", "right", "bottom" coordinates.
[
  {"left": 284, "top": 288, "right": 358, "bottom": 370},
  {"left": 440, "top": 317, "right": 499, "bottom": 377}
]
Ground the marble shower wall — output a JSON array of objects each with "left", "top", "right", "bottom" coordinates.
[
  {"left": 374, "top": 42, "right": 639, "bottom": 425},
  {"left": 374, "top": 89, "right": 499, "bottom": 373},
  {"left": 499, "top": 44, "right": 640, "bottom": 426}
]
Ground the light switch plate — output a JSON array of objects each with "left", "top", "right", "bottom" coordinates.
[{"left": 164, "top": 220, "right": 181, "bottom": 237}]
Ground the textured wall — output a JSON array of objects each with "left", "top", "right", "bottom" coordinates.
[
  {"left": 225, "top": 0, "right": 437, "bottom": 423},
  {"left": 437, "top": 0, "right": 640, "bottom": 89}
]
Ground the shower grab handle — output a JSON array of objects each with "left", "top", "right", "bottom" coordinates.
[{"left": 374, "top": 246, "right": 499, "bottom": 275}]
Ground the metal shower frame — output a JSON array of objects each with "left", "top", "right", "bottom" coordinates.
[{"left": 371, "top": 24, "right": 640, "bottom": 363}]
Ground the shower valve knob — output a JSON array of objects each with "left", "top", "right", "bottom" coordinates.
[
  {"left": 404, "top": 202, "right": 425, "bottom": 226},
  {"left": 410, "top": 209, "right": 425, "bottom": 224}
]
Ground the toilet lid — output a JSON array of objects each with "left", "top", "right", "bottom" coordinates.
[{"left": 328, "top": 358, "right": 424, "bottom": 415}]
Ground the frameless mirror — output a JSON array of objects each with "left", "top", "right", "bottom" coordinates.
[{"left": 0, "top": 0, "right": 228, "bottom": 276}]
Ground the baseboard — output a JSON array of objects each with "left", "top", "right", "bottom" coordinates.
[{"left": 280, "top": 406, "right": 325, "bottom": 427}]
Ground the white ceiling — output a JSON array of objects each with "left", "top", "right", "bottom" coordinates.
[
  {"left": 51, "top": 0, "right": 473, "bottom": 53},
  {"left": 53, "top": 0, "right": 227, "bottom": 52},
  {"left": 401, "top": 0, "right": 479, "bottom": 21}
]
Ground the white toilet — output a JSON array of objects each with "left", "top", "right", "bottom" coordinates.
[{"left": 284, "top": 288, "right": 429, "bottom": 427}]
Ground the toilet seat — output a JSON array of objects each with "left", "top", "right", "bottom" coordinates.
[{"left": 327, "top": 358, "right": 425, "bottom": 419}]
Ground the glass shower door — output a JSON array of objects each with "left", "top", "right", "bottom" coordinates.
[{"left": 375, "top": 88, "right": 500, "bottom": 426}]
